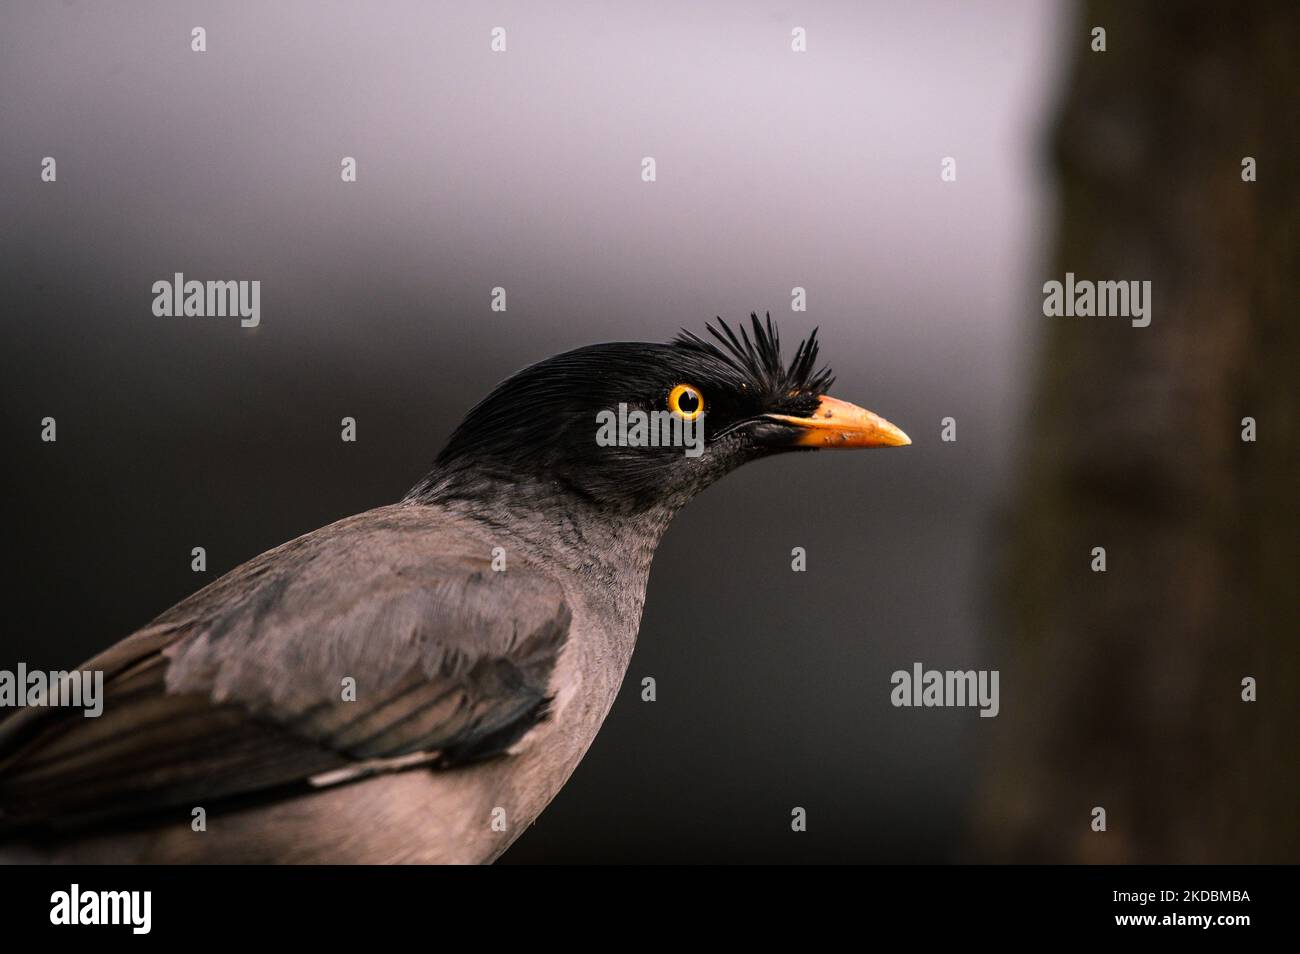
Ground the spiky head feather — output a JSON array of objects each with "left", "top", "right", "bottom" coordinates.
[{"left": 672, "top": 312, "right": 835, "bottom": 402}]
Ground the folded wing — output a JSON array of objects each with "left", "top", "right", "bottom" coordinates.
[{"left": 0, "top": 505, "right": 570, "bottom": 831}]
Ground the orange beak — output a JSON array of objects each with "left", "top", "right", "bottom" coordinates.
[{"left": 765, "top": 395, "right": 911, "bottom": 448}]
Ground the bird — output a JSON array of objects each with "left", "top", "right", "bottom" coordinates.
[{"left": 0, "top": 313, "right": 909, "bottom": 863}]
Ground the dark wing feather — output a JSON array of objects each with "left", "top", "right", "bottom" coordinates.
[{"left": 0, "top": 504, "right": 570, "bottom": 832}]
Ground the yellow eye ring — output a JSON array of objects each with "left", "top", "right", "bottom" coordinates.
[{"left": 667, "top": 384, "right": 705, "bottom": 421}]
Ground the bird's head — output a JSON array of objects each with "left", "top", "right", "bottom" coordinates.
[{"left": 415, "top": 313, "right": 909, "bottom": 514}]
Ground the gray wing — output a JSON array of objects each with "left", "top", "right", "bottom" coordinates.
[{"left": 0, "top": 504, "right": 570, "bottom": 831}]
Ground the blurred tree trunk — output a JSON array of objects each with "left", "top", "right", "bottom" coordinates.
[{"left": 972, "top": 0, "right": 1298, "bottom": 862}]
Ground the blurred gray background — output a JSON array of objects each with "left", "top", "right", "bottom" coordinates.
[{"left": 5, "top": 0, "right": 1078, "bottom": 862}]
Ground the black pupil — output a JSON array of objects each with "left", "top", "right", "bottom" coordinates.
[{"left": 677, "top": 390, "right": 700, "bottom": 413}]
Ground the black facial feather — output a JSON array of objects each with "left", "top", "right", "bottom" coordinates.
[{"left": 412, "top": 315, "right": 838, "bottom": 513}]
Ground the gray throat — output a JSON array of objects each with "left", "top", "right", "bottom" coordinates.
[{"left": 405, "top": 470, "right": 680, "bottom": 626}]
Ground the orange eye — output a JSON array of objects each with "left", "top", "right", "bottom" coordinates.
[{"left": 667, "top": 384, "right": 704, "bottom": 421}]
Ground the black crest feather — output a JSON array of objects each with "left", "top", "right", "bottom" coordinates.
[{"left": 672, "top": 312, "right": 835, "bottom": 398}]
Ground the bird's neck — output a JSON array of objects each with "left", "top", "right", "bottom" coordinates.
[{"left": 406, "top": 468, "right": 679, "bottom": 593}]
